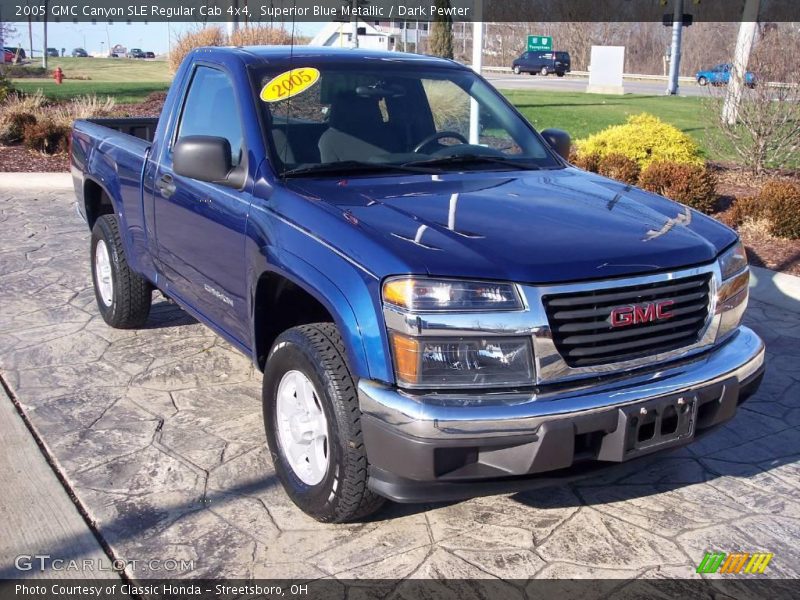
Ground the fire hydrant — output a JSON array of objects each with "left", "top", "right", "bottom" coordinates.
[{"left": 53, "top": 66, "right": 64, "bottom": 85}]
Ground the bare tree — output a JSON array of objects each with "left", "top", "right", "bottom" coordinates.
[{"left": 707, "top": 25, "right": 800, "bottom": 174}]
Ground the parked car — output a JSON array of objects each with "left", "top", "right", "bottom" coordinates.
[
  {"left": 46, "top": 47, "right": 59, "bottom": 57},
  {"left": 71, "top": 48, "right": 88, "bottom": 58},
  {"left": 696, "top": 63, "right": 757, "bottom": 88},
  {"left": 71, "top": 47, "right": 764, "bottom": 523},
  {"left": 2, "top": 49, "right": 14, "bottom": 63},
  {"left": 512, "top": 50, "right": 571, "bottom": 76},
  {"left": 127, "top": 48, "right": 145, "bottom": 59},
  {"left": 144, "top": 51, "right": 156, "bottom": 59},
  {"left": 3, "top": 46, "right": 26, "bottom": 60}
]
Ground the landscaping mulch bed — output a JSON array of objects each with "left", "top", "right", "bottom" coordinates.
[
  {"left": 1, "top": 93, "right": 165, "bottom": 174},
  {"left": 0, "top": 143, "right": 69, "bottom": 172}
]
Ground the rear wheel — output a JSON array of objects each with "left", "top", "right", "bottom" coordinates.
[
  {"left": 91, "top": 214, "right": 152, "bottom": 328},
  {"left": 556, "top": 71, "right": 565, "bottom": 78},
  {"left": 263, "top": 323, "right": 385, "bottom": 522},
  {"left": 698, "top": 76, "right": 708, "bottom": 86}
]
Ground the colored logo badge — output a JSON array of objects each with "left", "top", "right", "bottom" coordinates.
[
  {"left": 696, "top": 552, "right": 773, "bottom": 574},
  {"left": 261, "top": 67, "right": 320, "bottom": 103}
]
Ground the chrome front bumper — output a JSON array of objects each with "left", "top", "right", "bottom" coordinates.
[
  {"left": 358, "top": 326, "right": 764, "bottom": 500},
  {"left": 359, "top": 326, "right": 764, "bottom": 440}
]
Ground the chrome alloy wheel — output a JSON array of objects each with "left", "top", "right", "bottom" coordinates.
[
  {"left": 275, "top": 370, "right": 329, "bottom": 486},
  {"left": 94, "top": 239, "right": 113, "bottom": 307}
]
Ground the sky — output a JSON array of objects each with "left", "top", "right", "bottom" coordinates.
[{"left": 3, "top": 21, "right": 324, "bottom": 55}]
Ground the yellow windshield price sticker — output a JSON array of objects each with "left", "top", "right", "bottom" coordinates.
[{"left": 260, "top": 67, "right": 320, "bottom": 103}]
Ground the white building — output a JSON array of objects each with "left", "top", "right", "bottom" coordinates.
[{"left": 308, "top": 20, "right": 470, "bottom": 53}]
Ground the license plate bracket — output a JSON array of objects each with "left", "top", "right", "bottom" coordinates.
[{"left": 597, "top": 393, "right": 698, "bottom": 462}]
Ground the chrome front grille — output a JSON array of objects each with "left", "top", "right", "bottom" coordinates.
[{"left": 542, "top": 273, "right": 712, "bottom": 367}]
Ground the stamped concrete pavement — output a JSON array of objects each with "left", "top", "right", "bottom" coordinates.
[{"left": 1, "top": 185, "right": 799, "bottom": 583}]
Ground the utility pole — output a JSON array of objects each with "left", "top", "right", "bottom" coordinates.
[
  {"left": 723, "top": 0, "right": 760, "bottom": 125},
  {"left": 469, "top": 0, "right": 483, "bottom": 144},
  {"left": 42, "top": 1, "right": 48, "bottom": 69},
  {"left": 666, "top": 0, "right": 683, "bottom": 95},
  {"left": 227, "top": 0, "right": 239, "bottom": 38},
  {"left": 351, "top": 0, "right": 359, "bottom": 48}
]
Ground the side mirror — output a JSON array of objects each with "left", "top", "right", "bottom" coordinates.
[
  {"left": 173, "top": 135, "right": 243, "bottom": 187},
  {"left": 540, "top": 128, "right": 571, "bottom": 161}
]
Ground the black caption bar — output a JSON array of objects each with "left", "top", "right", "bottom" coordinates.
[
  {"left": 0, "top": 578, "right": 799, "bottom": 600},
  {"left": 1, "top": 0, "right": 799, "bottom": 23}
]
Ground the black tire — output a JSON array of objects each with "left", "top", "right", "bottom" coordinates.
[
  {"left": 556, "top": 71, "right": 565, "bottom": 78},
  {"left": 263, "top": 323, "right": 385, "bottom": 523},
  {"left": 698, "top": 76, "right": 708, "bottom": 86},
  {"left": 540, "top": 66, "right": 549, "bottom": 76},
  {"left": 90, "top": 214, "right": 152, "bottom": 328}
]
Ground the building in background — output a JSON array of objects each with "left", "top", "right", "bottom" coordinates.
[{"left": 308, "top": 20, "right": 470, "bottom": 56}]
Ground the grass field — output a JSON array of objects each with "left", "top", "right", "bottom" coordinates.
[
  {"left": 11, "top": 56, "right": 171, "bottom": 103},
  {"left": 499, "top": 89, "right": 721, "bottom": 159}
]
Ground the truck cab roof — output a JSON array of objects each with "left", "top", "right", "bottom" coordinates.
[{"left": 190, "top": 45, "right": 466, "bottom": 71}]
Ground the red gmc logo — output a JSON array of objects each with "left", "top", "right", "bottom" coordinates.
[{"left": 609, "top": 300, "right": 675, "bottom": 328}]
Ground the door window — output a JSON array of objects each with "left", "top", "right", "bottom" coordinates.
[{"left": 176, "top": 66, "right": 244, "bottom": 166}]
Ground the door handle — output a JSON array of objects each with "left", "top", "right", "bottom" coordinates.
[{"left": 156, "top": 174, "right": 176, "bottom": 197}]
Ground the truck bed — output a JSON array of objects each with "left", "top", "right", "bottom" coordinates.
[{"left": 84, "top": 117, "right": 159, "bottom": 143}]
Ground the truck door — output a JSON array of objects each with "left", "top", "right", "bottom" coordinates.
[{"left": 152, "top": 64, "right": 251, "bottom": 346}]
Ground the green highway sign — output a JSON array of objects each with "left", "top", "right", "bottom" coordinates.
[{"left": 527, "top": 35, "right": 553, "bottom": 52}]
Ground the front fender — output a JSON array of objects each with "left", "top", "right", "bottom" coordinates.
[{"left": 246, "top": 209, "right": 392, "bottom": 382}]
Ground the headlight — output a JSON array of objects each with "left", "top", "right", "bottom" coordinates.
[
  {"left": 716, "top": 240, "right": 750, "bottom": 339},
  {"left": 718, "top": 240, "right": 748, "bottom": 280},
  {"left": 389, "top": 334, "right": 534, "bottom": 388},
  {"left": 383, "top": 277, "right": 522, "bottom": 312}
]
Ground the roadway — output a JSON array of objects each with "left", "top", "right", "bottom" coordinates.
[{"left": 483, "top": 71, "right": 708, "bottom": 97}]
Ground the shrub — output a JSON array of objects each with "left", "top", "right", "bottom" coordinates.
[
  {"left": 597, "top": 153, "right": 640, "bottom": 185},
  {"left": 575, "top": 113, "right": 704, "bottom": 169},
  {"left": 761, "top": 181, "right": 800, "bottom": 240},
  {"left": 727, "top": 195, "right": 767, "bottom": 227},
  {"left": 229, "top": 25, "right": 293, "bottom": 47},
  {"left": 169, "top": 26, "right": 227, "bottom": 72},
  {"left": 571, "top": 150, "right": 601, "bottom": 173},
  {"left": 0, "top": 111, "right": 37, "bottom": 145},
  {"left": 22, "top": 118, "right": 70, "bottom": 154},
  {"left": 639, "top": 161, "right": 718, "bottom": 214},
  {"left": 50, "top": 95, "right": 116, "bottom": 128}
]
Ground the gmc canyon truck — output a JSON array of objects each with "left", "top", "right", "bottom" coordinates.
[{"left": 72, "top": 47, "right": 765, "bottom": 522}]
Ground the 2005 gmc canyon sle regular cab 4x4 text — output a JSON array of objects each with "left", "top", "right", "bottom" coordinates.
[{"left": 72, "top": 47, "right": 764, "bottom": 522}]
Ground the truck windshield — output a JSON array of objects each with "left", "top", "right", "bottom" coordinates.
[{"left": 254, "top": 64, "right": 561, "bottom": 177}]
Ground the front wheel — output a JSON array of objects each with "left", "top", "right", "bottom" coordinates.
[
  {"left": 540, "top": 66, "right": 549, "bottom": 76},
  {"left": 513, "top": 65, "right": 521, "bottom": 75},
  {"left": 263, "top": 323, "right": 385, "bottom": 522},
  {"left": 91, "top": 214, "right": 152, "bottom": 328}
]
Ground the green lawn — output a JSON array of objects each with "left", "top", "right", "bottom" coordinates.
[
  {"left": 499, "top": 89, "right": 721, "bottom": 160},
  {"left": 12, "top": 80, "right": 170, "bottom": 103},
  {"left": 11, "top": 56, "right": 171, "bottom": 103}
]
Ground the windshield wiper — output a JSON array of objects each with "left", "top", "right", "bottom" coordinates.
[
  {"left": 401, "top": 154, "right": 542, "bottom": 171},
  {"left": 282, "top": 160, "right": 435, "bottom": 178}
]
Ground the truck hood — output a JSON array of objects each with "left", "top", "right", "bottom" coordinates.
[{"left": 288, "top": 168, "right": 736, "bottom": 283}]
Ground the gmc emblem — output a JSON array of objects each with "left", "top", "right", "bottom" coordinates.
[{"left": 609, "top": 300, "right": 674, "bottom": 328}]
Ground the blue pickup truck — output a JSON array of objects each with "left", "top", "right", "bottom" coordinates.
[{"left": 72, "top": 47, "right": 764, "bottom": 522}]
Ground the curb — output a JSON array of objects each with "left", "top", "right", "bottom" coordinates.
[
  {"left": 0, "top": 172, "right": 73, "bottom": 189},
  {"left": 749, "top": 266, "right": 800, "bottom": 314}
]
